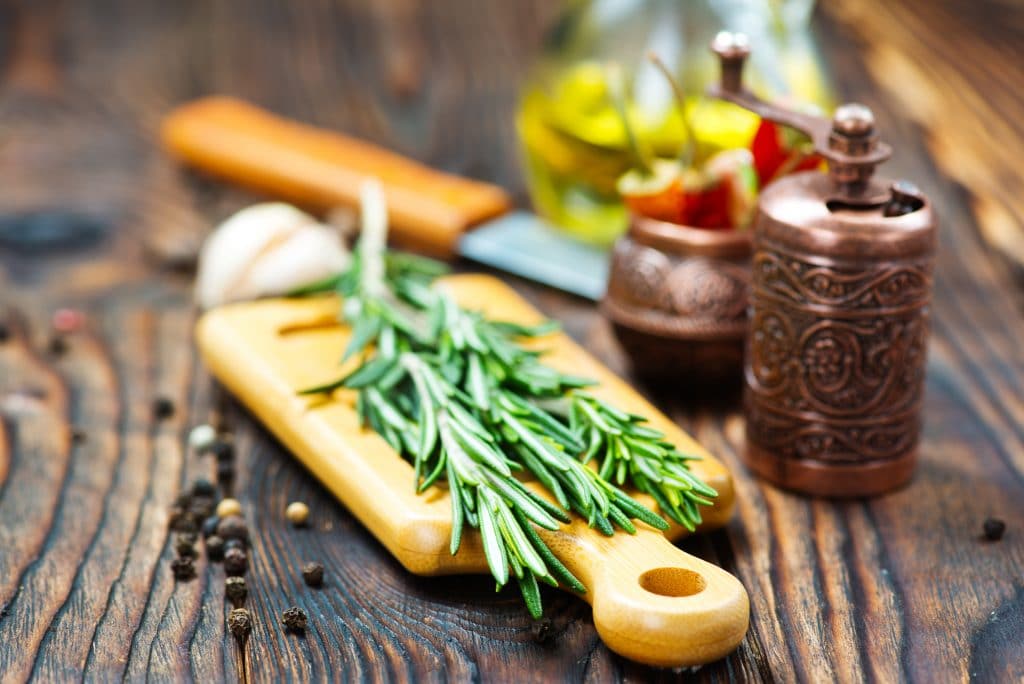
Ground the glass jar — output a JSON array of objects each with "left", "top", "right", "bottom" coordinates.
[{"left": 516, "top": 0, "right": 834, "bottom": 247}]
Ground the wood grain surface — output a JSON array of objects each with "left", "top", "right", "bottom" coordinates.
[{"left": 0, "top": 0, "right": 1021, "bottom": 682}]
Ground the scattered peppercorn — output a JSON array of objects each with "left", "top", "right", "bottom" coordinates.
[
  {"left": 285, "top": 501, "right": 310, "bottom": 527},
  {"left": 531, "top": 617, "right": 554, "bottom": 644},
  {"left": 983, "top": 518, "right": 1006, "bottom": 541},
  {"left": 217, "top": 515, "right": 249, "bottom": 543},
  {"left": 152, "top": 396, "right": 175, "bottom": 420},
  {"left": 216, "top": 498, "right": 242, "bottom": 518},
  {"left": 212, "top": 439, "right": 234, "bottom": 462},
  {"left": 169, "top": 508, "right": 200, "bottom": 534},
  {"left": 192, "top": 477, "right": 217, "bottom": 498},
  {"left": 228, "top": 608, "right": 252, "bottom": 640},
  {"left": 171, "top": 556, "right": 196, "bottom": 581},
  {"left": 302, "top": 562, "right": 324, "bottom": 587},
  {"left": 223, "top": 537, "right": 246, "bottom": 554},
  {"left": 216, "top": 461, "right": 235, "bottom": 488},
  {"left": 47, "top": 335, "right": 68, "bottom": 356},
  {"left": 191, "top": 496, "right": 216, "bottom": 519},
  {"left": 188, "top": 424, "right": 218, "bottom": 453},
  {"left": 281, "top": 606, "right": 307, "bottom": 633},
  {"left": 0, "top": 322, "right": 9, "bottom": 343},
  {"left": 225, "top": 577, "right": 248, "bottom": 606},
  {"left": 206, "top": 535, "right": 225, "bottom": 561},
  {"left": 178, "top": 529, "right": 199, "bottom": 544},
  {"left": 70, "top": 427, "right": 87, "bottom": 444},
  {"left": 175, "top": 536, "right": 198, "bottom": 558},
  {"left": 202, "top": 515, "right": 220, "bottom": 538},
  {"left": 224, "top": 548, "right": 248, "bottom": 576}
]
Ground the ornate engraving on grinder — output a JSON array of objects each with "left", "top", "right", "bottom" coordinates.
[
  {"left": 605, "top": 236, "right": 749, "bottom": 337},
  {"left": 601, "top": 215, "right": 752, "bottom": 382},
  {"left": 745, "top": 243, "right": 933, "bottom": 466},
  {"left": 709, "top": 32, "right": 938, "bottom": 496}
]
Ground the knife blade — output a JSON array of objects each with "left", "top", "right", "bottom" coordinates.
[{"left": 161, "top": 97, "right": 610, "bottom": 300}]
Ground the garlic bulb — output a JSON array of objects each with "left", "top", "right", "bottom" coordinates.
[{"left": 195, "top": 203, "right": 351, "bottom": 309}]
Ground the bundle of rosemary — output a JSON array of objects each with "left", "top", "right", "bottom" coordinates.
[{"left": 299, "top": 182, "right": 717, "bottom": 617}]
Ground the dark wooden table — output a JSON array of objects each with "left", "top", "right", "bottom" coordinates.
[{"left": 1, "top": 0, "right": 1022, "bottom": 681}]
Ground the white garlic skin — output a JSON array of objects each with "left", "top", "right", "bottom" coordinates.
[{"left": 195, "top": 203, "right": 350, "bottom": 309}]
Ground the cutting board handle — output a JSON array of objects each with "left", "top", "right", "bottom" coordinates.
[{"left": 539, "top": 520, "right": 749, "bottom": 667}]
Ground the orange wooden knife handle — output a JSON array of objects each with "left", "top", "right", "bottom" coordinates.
[{"left": 160, "top": 96, "right": 511, "bottom": 257}]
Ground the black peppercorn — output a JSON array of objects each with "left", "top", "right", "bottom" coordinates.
[
  {"left": 983, "top": 517, "right": 1006, "bottom": 541},
  {"left": 302, "top": 562, "right": 324, "bottom": 587},
  {"left": 152, "top": 396, "right": 175, "bottom": 420},
  {"left": 201, "top": 515, "right": 220, "bottom": 538},
  {"left": 217, "top": 515, "right": 249, "bottom": 543},
  {"left": 171, "top": 557, "right": 196, "bottom": 581},
  {"left": 206, "top": 535, "right": 225, "bottom": 561},
  {"left": 531, "top": 617, "right": 554, "bottom": 644},
  {"left": 223, "top": 537, "right": 246, "bottom": 554},
  {"left": 169, "top": 508, "right": 199, "bottom": 534},
  {"left": 0, "top": 322, "right": 9, "bottom": 343},
  {"left": 225, "top": 577, "right": 248, "bottom": 606},
  {"left": 281, "top": 606, "right": 307, "bottom": 632},
  {"left": 70, "top": 427, "right": 87, "bottom": 444},
  {"left": 216, "top": 461, "right": 235, "bottom": 488},
  {"left": 175, "top": 537, "right": 198, "bottom": 558},
  {"left": 48, "top": 335, "right": 68, "bottom": 356},
  {"left": 223, "top": 547, "right": 248, "bottom": 576},
  {"left": 192, "top": 477, "right": 217, "bottom": 498},
  {"left": 212, "top": 440, "right": 235, "bottom": 462},
  {"left": 228, "top": 608, "right": 252, "bottom": 640},
  {"left": 190, "top": 496, "right": 216, "bottom": 519}
]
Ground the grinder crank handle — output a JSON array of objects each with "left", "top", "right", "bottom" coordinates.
[
  {"left": 160, "top": 96, "right": 511, "bottom": 257},
  {"left": 533, "top": 514, "right": 749, "bottom": 667}
]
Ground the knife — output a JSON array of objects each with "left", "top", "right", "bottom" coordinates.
[{"left": 160, "top": 97, "right": 610, "bottom": 300}]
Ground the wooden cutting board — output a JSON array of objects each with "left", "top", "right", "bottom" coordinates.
[{"left": 195, "top": 274, "right": 749, "bottom": 667}]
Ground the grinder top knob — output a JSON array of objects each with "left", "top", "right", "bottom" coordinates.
[{"left": 709, "top": 31, "right": 893, "bottom": 206}]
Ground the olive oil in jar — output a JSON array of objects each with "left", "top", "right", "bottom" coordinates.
[{"left": 515, "top": 0, "right": 834, "bottom": 247}]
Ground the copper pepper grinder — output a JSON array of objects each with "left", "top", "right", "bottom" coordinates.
[{"left": 710, "top": 32, "right": 936, "bottom": 497}]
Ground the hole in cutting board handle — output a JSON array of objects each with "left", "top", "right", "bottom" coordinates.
[{"left": 638, "top": 567, "right": 706, "bottom": 597}]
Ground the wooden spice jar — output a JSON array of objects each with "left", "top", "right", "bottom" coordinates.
[{"left": 601, "top": 214, "right": 752, "bottom": 387}]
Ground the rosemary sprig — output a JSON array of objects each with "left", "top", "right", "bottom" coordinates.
[{"left": 300, "top": 181, "right": 716, "bottom": 616}]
